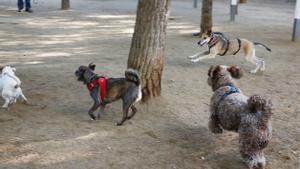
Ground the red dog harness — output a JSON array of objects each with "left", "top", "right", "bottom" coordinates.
[{"left": 87, "top": 77, "right": 108, "bottom": 101}]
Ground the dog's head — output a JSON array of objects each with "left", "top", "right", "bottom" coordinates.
[
  {"left": 247, "top": 153, "right": 266, "bottom": 169},
  {"left": 207, "top": 65, "right": 243, "bottom": 87},
  {"left": 1, "top": 66, "right": 16, "bottom": 76},
  {"left": 75, "top": 63, "right": 97, "bottom": 84},
  {"left": 198, "top": 30, "right": 212, "bottom": 46}
]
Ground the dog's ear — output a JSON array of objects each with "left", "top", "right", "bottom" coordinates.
[
  {"left": 88, "top": 63, "right": 96, "bottom": 71},
  {"left": 208, "top": 65, "right": 221, "bottom": 79},
  {"left": 0, "top": 66, "right": 4, "bottom": 72},
  {"left": 208, "top": 65, "right": 214, "bottom": 77},
  {"left": 227, "top": 66, "right": 243, "bottom": 79},
  {"left": 11, "top": 66, "right": 16, "bottom": 72},
  {"left": 212, "top": 65, "right": 222, "bottom": 79},
  {"left": 207, "top": 30, "right": 212, "bottom": 36}
]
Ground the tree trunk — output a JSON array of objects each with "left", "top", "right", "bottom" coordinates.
[
  {"left": 200, "top": 0, "right": 213, "bottom": 34},
  {"left": 239, "top": 0, "right": 247, "bottom": 3},
  {"left": 127, "top": 0, "right": 170, "bottom": 101},
  {"left": 61, "top": 0, "right": 70, "bottom": 10}
]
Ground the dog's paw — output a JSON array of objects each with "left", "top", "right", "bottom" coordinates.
[
  {"left": 89, "top": 113, "right": 96, "bottom": 120},
  {"left": 2, "top": 107, "right": 9, "bottom": 111},
  {"left": 115, "top": 122, "right": 123, "bottom": 126},
  {"left": 190, "top": 59, "right": 199, "bottom": 63},
  {"left": 188, "top": 55, "right": 195, "bottom": 59},
  {"left": 22, "top": 100, "right": 28, "bottom": 104},
  {"left": 249, "top": 70, "right": 257, "bottom": 74},
  {"left": 89, "top": 116, "right": 96, "bottom": 121}
]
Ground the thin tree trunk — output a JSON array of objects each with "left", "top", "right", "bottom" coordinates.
[
  {"left": 127, "top": 0, "right": 170, "bottom": 101},
  {"left": 61, "top": 0, "right": 70, "bottom": 10},
  {"left": 239, "top": 0, "right": 247, "bottom": 3},
  {"left": 200, "top": 0, "right": 213, "bottom": 34}
]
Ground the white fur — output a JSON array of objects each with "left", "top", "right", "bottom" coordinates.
[
  {"left": 199, "top": 38, "right": 210, "bottom": 46},
  {"left": 246, "top": 154, "right": 266, "bottom": 169},
  {"left": 0, "top": 66, "right": 27, "bottom": 108},
  {"left": 135, "top": 85, "right": 142, "bottom": 103}
]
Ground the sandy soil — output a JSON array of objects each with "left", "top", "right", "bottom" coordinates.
[{"left": 0, "top": 0, "right": 299, "bottom": 168}]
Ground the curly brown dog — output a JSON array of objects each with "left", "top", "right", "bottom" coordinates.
[{"left": 207, "top": 65, "right": 272, "bottom": 169}]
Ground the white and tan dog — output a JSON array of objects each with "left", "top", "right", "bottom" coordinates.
[
  {"left": 0, "top": 66, "right": 27, "bottom": 109},
  {"left": 188, "top": 31, "right": 271, "bottom": 74}
]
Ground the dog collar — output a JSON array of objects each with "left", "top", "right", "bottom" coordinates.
[
  {"left": 208, "top": 37, "right": 218, "bottom": 49},
  {"left": 220, "top": 84, "right": 240, "bottom": 101}
]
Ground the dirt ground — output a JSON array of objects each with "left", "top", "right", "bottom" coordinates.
[{"left": 0, "top": 0, "right": 299, "bottom": 168}]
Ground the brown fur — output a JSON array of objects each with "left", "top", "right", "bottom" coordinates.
[
  {"left": 207, "top": 65, "right": 272, "bottom": 169},
  {"left": 188, "top": 31, "right": 271, "bottom": 74}
]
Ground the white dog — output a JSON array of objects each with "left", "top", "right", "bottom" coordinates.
[{"left": 0, "top": 66, "right": 27, "bottom": 108}]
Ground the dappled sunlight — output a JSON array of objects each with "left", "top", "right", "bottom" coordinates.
[
  {"left": 86, "top": 14, "right": 135, "bottom": 19},
  {"left": 3, "top": 153, "right": 40, "bottom": 165},
  {"left": 0, "top": 11, "right": 137, "bottom": 64},
  {"left": 1, "top": 131, "right": 115, "bottom": 166},
  {"left": 168, "top": 24, "right": 196, "bottom": 30},
  {"left": 26, "top": 20, "right": 99, "bottom": 29},
  {"left": 37, "top": 151, "right": 93, "bottom": 165},
  {"left": 119, "top": 20, "right": 135, "bottom": 24},
  {"left": 36, "top": 52, "right": 72, "bottom": 58},
  {"left": 120, "top": 28, "right": 134, "bottom": 34},
  {"left": 0, "top": 40, "right": 71, "bottom": 46},
  {"left": 23, "top": 61, "right": 45, "bottom": 65},
  {"left": 0, "top": 60, "right": 44, "bottom": 66},
  {"left": 75, "top": 132, "right": 98, "bottom": 140}
]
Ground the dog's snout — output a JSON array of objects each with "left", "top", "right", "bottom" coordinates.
[
  {"left": 75, "top": 70, "right": 79, "bottom": 76},
  {"left": 197, "top": 41, "right": 201, "bottom": 45}
]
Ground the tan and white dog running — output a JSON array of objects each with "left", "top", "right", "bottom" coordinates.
[{"left": 188, "top": 31, "right": 271, "bottom": 74}]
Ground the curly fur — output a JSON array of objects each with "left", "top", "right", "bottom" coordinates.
[{"left": 207, "top": 65, "right": 272, "bottom": 169}]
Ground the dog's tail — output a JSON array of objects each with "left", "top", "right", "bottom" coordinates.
[
  {"left": 253, "top": 42, "right": 272, "bottom": 52},
  {"left": 4, "top": 73, "right": 21, "bottom": 88},
  {"left": 247, "top": 95, "right": 272, "bottom": 118},
  {"left": 125, "top": 69, "right": 140, "bottom": 86}
]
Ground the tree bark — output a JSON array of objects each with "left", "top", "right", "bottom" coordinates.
[
  {"left": 127, "top": 0, "right": 170, "bottom": 101},
  {"left": 239, "top": 0, "right": 247, "bottom": 3},
  {"left": 200, "top": 0, "right": 213, "bottom": 34},
  {"left": 61, "top": 0, "right": 70, "bottom": 10}
]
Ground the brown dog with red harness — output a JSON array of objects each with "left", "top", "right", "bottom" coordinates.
[{"left": 75, "top": 63, "right": 142, "bottom": 126}]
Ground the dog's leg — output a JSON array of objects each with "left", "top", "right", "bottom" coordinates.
[
  {"left": 208, "top": 114, "right": 223, "bottom": 133},
  {"left": 127, "top": 105, "right": 137, "bottom": 120},
  {"left": 88, "top": 103, "right": 100, "bottom": 120},
  {"left": 191, "top": 53, "right": 217, "bottom": 63},
  {"left": 249, "top": 57, "right": 263, "bottom": 74},
  {"left": 97, "top": 104, "right": 106, "bottom": 120},
  {"left": 188, "top": 51, "right": 204, "bottom": 59},
  {"left": 116, "top": 102, "right": 131, "bottom": 126},
  {"left": 2, "top": 97, "right": 10, "bottom": 109},
  {"left": 89, "top": 87, "right": 101, "bottom": 120},
  {"left": 246, "top": 49, "right": 265, "bottom": 74},
  {"left": 20, "top": 90, "right": 28, "bottom": 104}
]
